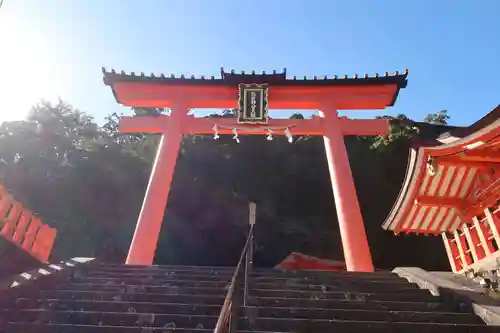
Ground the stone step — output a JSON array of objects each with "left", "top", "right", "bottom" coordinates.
[
  {"left": 238, "top": 317, "right": 496, "bottom": 332},
  {"left": 84, "top": 271, "right": 234, "bottom": 280},
  {"left": 0, "top": 308, "right": 483, "bottom": 330},
  {"left": 15, "top": 288, "right": 439, "bottom": 305},
  {"left": 93, "top": 264, "right": 235, "bottom": 272},
  {"left": 70, "top": 277, "right": 232, "bottom": 288},
  {"left": 68, "top": 275, "right": 417, "bottom": 292},
  {"left": 2, "top": 298, "right": 223, "bottom": 316},
  {"left": 55, "top": 280, "right": 418, "bottom": 294},
  {"left": 37, "top": 284, "right": 431, "bottom": 303},
  {"left": 1, "top": 322, "right": 214, "bottom": 333},
  {"left": 0, "top": 309, "right": 218, "bottom": 328},
  {"left": 1, "top": 262, "right": 489, "bottom": 332},
  {"left": 250, "top": 280, "right": 421, "bottom": 293},
  {"left": 51, "top": 283, "right": 228, "bottom": 295},
  {"left": 240, "top": 305, "right": 482, "bottom": 324},
  {"left": 248, "top": 275, "right": 405, "bottom": 284},
  {"left": 67, "top": 274, "right": 403, "bottom": 286},
  {"left": 83, "top": 270, "right": 403, "bottom": 283},
  {"left": 75, "top": 273, "right": 232, "bottom": 283},
  {"left": 15, "top": 290, "right": 226, "bottom": 305},
  {"left": 91, "top": 265, "right": 396, "bottom": 278},
  {"left": 247, "top": 296, "right": 470, "bottom": 313},
  {"left": 250, "top": 269, "right": 398, "bottom": 279},
  {"left": 250, "top": 288, "right": 437, "bottom": 302},
  {"left": 2, "top": 325, "right": 496, "bottom": 333}
]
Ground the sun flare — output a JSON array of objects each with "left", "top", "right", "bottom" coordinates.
[{"left": 0, "top": 16, "right": 63, "bottom": 122}]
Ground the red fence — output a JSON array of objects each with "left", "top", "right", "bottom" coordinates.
[
  {"left": 442, "top": 205, "right": 500, "bottom": 274},
  {"left": 0, "top": 185, "right": 56, "bottom": 262}
]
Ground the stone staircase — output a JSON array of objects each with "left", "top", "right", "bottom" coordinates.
[{"left": 0, "top": 263, "right": 495, "bottom": 332}]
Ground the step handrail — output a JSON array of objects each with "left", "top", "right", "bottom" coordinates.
[{"left": 213, "top": 224, "right": 254, "bottom": 333}]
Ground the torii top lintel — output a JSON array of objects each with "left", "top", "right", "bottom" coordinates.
[{"left": 102, "top": 67, "right": 408, "bottom": 110}]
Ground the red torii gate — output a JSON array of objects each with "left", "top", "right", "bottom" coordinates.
[{"left": 103, "top": 68, "right": 408, "bottom": 272}]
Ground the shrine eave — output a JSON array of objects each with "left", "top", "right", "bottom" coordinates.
[
  {"left": 101, "top": 67, "right": 408, "bottom": 107},
  {"left": 437, "top": 106, "right": 500, "bottom": 144},
  {"left": 382, "top": 105, "right": 500, "bottom": 236}
]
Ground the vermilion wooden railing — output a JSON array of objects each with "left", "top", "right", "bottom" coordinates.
[
  {"left": 442, "top": 204, "right": 500, "bottom": 274},
  {"left": 0, "top": 185, "right": 56, "bottom": 262}
]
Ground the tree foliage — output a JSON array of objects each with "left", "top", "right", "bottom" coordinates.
[
  {"left": 0, "top": 103, "right": 452, "bottom": 270},
  {"left": 365, "top": 114, "right": 420, "bottom": 152},
  {"left": 424, "top": 110, "right": 450, "bottom": 125}
]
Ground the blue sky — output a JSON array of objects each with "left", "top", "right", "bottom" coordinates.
[{"left": 0, "top": 0, "right": 498, "bottom": 125}]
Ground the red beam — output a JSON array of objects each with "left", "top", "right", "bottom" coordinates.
[
  {"left": 184, "top": 116, "right": 323, "bottom": 135},
  {"left": 461, "top": 149, "right": 500, "bottom": 159},
  {"left": 434, "top": 157, "right": 495, "bottom": 169},
  {"left": 458, "top": 150, "right": 500, "bottom": 163},
  {"left": 119, "top": 115, "right": 389, "bottom": 136},
  {"left": 414, "top": 195, "right": 465, "bottom": 208},
  {"left": 113, "top": 82, "right": 398, "bottom": 110}
]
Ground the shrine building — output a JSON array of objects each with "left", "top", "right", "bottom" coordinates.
[{"left": 383, "top": 105, "right": 500, "bottom": 275}]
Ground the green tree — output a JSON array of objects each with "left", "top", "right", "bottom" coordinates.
[
  {"left": 0, "top": 100, "right": 452, "bottom": 270},
  {"left": 361, "top": 114, "right": 419, "bottom": 152},
  {"left": 208, "top": 109, "right": 237, "bottom": 118},
  {"left": 0, "top": 101, "right": 150, "bottom": 261},
  {"left": 289, "top": 113, "right": 305, "bottom": 119},
  {"left": 132, "top": 107, "right": 166, "bottom": 116},
  {"left": 424, "top": 110, "right": 450, "bottom": 125}
]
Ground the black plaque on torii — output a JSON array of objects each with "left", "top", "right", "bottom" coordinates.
[{"left": 237, "top": 83, "right": 269, "bottom": 124}]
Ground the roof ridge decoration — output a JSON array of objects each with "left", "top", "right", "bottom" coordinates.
[
  {"left": 101, "top": 66, "right": 408, "bottom": 84},
  {"left": 220, "top": 67, "right": 287, "bottom": 78}
]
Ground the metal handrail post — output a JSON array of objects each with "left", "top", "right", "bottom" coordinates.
[
  {"left": 244, "top": 202, "right": 256, "bottom": 307},
  {"left": 213, "top": 223, "right": 255, "bottom": 333}
]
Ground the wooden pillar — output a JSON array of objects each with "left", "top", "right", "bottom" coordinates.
[
  {"left": 484, "top": 208, "right": 500, "bottom": 247},
  {"left": 462, "top": 224, "right": 479, "bottom": 262},
  {"left": 442, "top": 232, "right": 458, "bottom": 273},
  {"left": 453, "top": 229, "right": 470, "bottom": 268},
  {"left": 467, "top": 221, "right": 486, "bottom": 260},
  {"left": 22, "top": 217, "right": 41, "bottom": 251},
  {"left": 13, "top": 210, "right": 32, "bottom": 243},
  {"left": 126, "top": 105, "right": 187, "bottom": 265},
  {"left": 31, "top": 224, "right": 57, "bottom": 261},
  {"left": 473, "top": 216, "right": 494, "bottom": 255},
  {"left": 1, "top": 202, "right": 22, "bottom": 238},
  {"left": 320, "top": 109, "right": 374, "bottom": 272}
]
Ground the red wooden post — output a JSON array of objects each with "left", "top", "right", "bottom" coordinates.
[
  {"left": 473, "top": 216, "right": 495, "bottom": 254},
  {"left": 13, "top": 210, "right": 32, "bottom": 244},
  {"left": 320, "top": 109, "right": 374, "bottom": 272},
  {"left": 31, "top": 224, "right": 57, "bottom": 261},
  {"left": 126, "top": 105, "right": 187, "bottom": 265},
  {"left": 442, "top": 233, "right": 459, "bottom": 272},
  {"left": 22, "top": 216, "right": 41, "bottom": 251},
  {"left": 0, "top": 195, "right": 13, "bottom": 228},
  {"left": 1, "top": 202, "right": 22, "bottom": 238}
]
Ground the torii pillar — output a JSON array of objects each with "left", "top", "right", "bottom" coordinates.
[
  {"left": 321, "top": 108, "right": 374, "bottom": 272},
  {"left": 120, "top": 111, "right": 378, "bottom": 272},
  {"left": 125, "top": 104, "right": 188, "bottom": 265}
]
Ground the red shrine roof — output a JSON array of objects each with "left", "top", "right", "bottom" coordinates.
[
  {"left": 102, "top": 67, "right": 408, "bottom": 108},
  {"left": 382, "top": 105, "right": 500, "bottom": 235}
]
